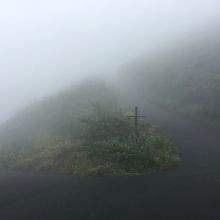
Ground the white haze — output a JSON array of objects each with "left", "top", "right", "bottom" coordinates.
[{"left": 0, "top": 0, "right": 220, "bottom": 123}]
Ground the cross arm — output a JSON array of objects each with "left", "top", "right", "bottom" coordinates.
[{"left": 127, "top": 116, "right": 147, "bottom": 118}]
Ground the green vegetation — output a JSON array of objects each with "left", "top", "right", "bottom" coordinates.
[
  {"left": 0, "top": 81, "right": 181, "bottom": 176},
  {"left": 76, "top": 105, "right": 181, "bottom": 175}
]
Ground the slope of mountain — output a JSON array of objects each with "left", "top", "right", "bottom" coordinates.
[
  {"left": 122, "top": 28, "right": 220, "bottom": 123},
  {"left": 0, "top": 79, "right": 181, "bottom": 175},
  {"left": 0, "top": 79, "right": 117, "bottom": 149}
]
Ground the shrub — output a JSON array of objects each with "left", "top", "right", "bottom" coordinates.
[{"left": 79, "top": 105, "right": 181, "bottom": 175}]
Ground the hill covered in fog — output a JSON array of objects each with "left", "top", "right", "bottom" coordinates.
[
  {"left": 0, "top": 26, "right": 219, "bottom": 174},
  {"left": 122, "top": 28, "right": 220, "bottom": 123},
  {"left": 0, "top": 80, "right": 117, "bottom": 148},
  {"left": 0, "top": 80, "right": 180, "bottom": 175}
]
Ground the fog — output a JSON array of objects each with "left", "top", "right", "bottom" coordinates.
[{"left": 0, "top": 0, "right": 220, "bottom": 123}]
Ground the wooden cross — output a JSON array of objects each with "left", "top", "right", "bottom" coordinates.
[{"left": 128, "top": 106, "right": 146, "bottom": 144}]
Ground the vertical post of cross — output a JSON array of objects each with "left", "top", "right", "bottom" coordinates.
[
  {"left": 134, "top": 106, "right": 138, "bottom": 144},
  {"left": 128, "top": 106, "right": 146, "bottom": 145}
]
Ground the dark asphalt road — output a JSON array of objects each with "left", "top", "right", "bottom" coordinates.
[{"left": 0, "top": 105, "right": 220, "bottom": 220}]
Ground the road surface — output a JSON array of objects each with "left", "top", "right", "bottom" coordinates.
[{"left": 0, "top": 105, "right": 220, "bottom": 220}]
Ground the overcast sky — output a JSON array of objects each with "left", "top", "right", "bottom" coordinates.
[{"left": 0, "top": 0, "right": 220, "bottom": 123}]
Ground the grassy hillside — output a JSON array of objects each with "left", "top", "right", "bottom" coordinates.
[
  {"left": 122, "top": 30, "right": 220, "bottom": 123},
  {"left": 0, "top": 79, "right": 181, "bottom": 175}
]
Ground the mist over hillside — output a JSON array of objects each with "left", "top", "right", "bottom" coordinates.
[
  {"left": 0, "top": 0, "right": 219, "bottom": 175},
  {"left": 120, "top": 27, "right": 220, "bottom": 123},
  {"left": 1, "top": 25, "right": 220, "bottom": 149},
  {"left": 0, "top": 26, "right": 219, "bottom": 175},
  {"left": 0, "top": 79, "right": 181, "bottom": 175},
  {"left": 0, "top": 80, "right": 117, "bottom": 148},
  {"left": 1, "top": 0, "right": 220, "bottom": 124}
]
